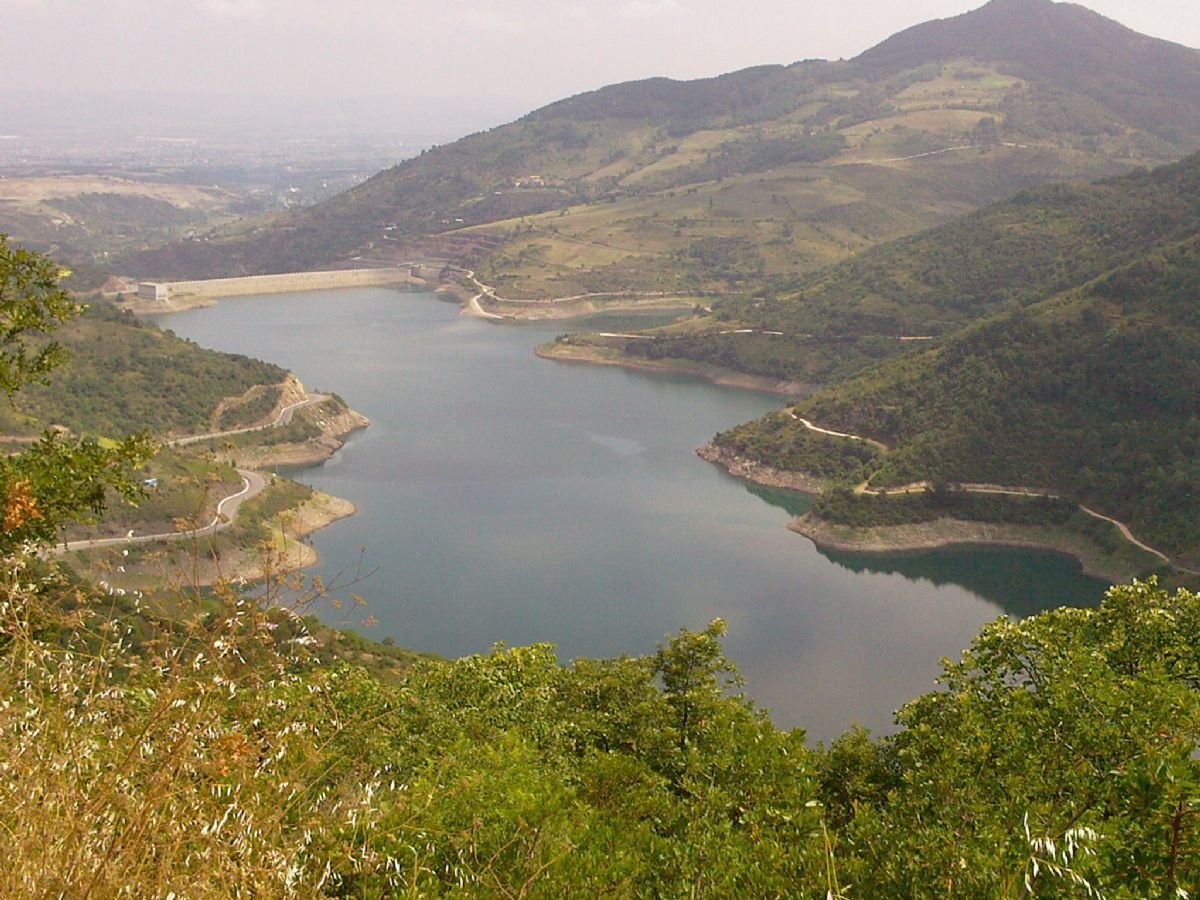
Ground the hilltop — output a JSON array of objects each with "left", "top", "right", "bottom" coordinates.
[
  {"left": 125, "top": 0, "right": 1200, "bottom": 302},
  {"left": 856, "top": 0, "right": 1200, "bottom": 141}
]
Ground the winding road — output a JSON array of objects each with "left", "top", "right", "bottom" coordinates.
[
  {"left": 54, "top": 388, "right": 334, "bottom": 554},
  {"left": 54, "top": 470, "right": 267, "bottom": 554},
  {"left": 787, "top": 410, "right": 1196, "bottom": 573},
  {"left": 167, "top": 392, "right": 330, "bottom": 447}
]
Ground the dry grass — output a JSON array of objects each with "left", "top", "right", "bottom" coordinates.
[{"left": 0, "top": 548, "right": 393, "bottom": 897}]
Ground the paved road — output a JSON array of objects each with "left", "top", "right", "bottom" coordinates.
[
  {"left": 54, "top": 469, "right": 267, "bottom": 553},
  {"left": 53, "top": 388, "right": 332, "bottom": 554}
]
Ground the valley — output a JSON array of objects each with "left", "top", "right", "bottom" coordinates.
[
  {"left": 154, "top": 286, "right": 1108, "bottom": 737},
  {"left": 5, "top": 0, "right": 1200, "bottom": 891}
]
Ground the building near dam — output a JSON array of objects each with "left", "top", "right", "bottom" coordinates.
[{"left": 137, "top": 282, "right": 170, "bottom": 302}]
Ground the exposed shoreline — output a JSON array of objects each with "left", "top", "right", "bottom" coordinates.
[
  {"left": 536, "top": 341, "right": 814, "bottom": 397},
  {"left": 235, "top": 489, "right": 358, "bottom": 581},
  {"left": 696, "top": 443, "right": 823, "bottom": 493},
  {"left": 697, "top": 442, "right": 1158, "bottom": 584},
  {"left": 58, "top": 373, "right": 371, "bottom": 585},
  {"left": 213, "top": 405, "right": 371, "bottom": 470},
  {"left": 788, "top": 514, "right": 1137, "bottom": 583}
]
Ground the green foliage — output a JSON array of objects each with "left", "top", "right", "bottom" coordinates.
[
  {"left": 715, "top": 411, "right": 878, "bottom": 482},
  {"left": 813, "top": 485, "right": 1077, "bottom": 528},
  {"left": 606, "top": 329, "right": 907, "bottom": 383},
  {"left": 0, "top": 239, "right": 153, "bottom": 553},
  {"left": 790, "top": 252, "right": 1200, "bottom": 559},
  {"left": 6, "top": 543, "right": 1200, "bottom": 895},
  {"left": 708, "top": 152, "right": 1200, "bottom": 356},
  {"left": 828, "top": 579, "right": 1200, "bottom": 897},
  {"left": 214, "top": 383, "right": 282, "bottom": 431},
  {"left": 228, "top": 478, "right": 314, "bottom": 545},
  {"left": 717, "top": 160, "right": 1200, "bottom": 561},
  {"left": 0, "top": 234, "right": 82, "bottom": 395},
  {"left": 56, "top": 448, "right": 240, "bottom": 541},
  {"left": 2, "top": 298, "right": 287, "bottom": 438},
  {"left": 0, "top": 430, "right": 154, "bottom": 552}
]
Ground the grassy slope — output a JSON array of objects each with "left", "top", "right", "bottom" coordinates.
[
  {"left": 0, "top": 298, "right": 349, "bottom": 552},
  {"left": 608, "top": 150, "right": 1200, "bottom": 382},
  {"left": 0, "top": 176, "right": 248, "bottom": 266}
]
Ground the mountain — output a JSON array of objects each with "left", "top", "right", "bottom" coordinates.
[
  {"left": 707, "top": 153, "right": 1200, "bottom": 565},
  {"left": 856, "top": 0, "right": 1200, "bottom": 141},
  {"left": 125, "top": 0, "right": 1200, "bottom": 297}
]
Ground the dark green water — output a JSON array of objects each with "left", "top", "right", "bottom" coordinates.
[{"left": 160, "top": 288, "right": 1108, "bottom": 740}]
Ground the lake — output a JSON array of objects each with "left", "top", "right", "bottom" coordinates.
[{"left": 160, "top": 287, "right": 1108, "bottom": 741}]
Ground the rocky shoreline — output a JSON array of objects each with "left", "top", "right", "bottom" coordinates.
[
  {"left": 228, "top": 403, "right": 370, "bottom": 470},
  {"left": 695, "top": 443, "right": 823, "bottom": 493},
  {"left": 788, "top": 514, "right": 1140, "bottom": 582},
  {"left": 233, "top": 490, "right": 358, "bottom": 581}
]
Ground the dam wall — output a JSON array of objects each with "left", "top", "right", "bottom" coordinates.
[{"left": 164, "top": 267, "right": 424, "bottom": 299}]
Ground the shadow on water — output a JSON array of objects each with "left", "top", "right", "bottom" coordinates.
[
  {"left": 743, "top": 481, "right": 814, "bottom": 518},
  {"left": 818, "top": 545, "right": 1108, "bottom": 619},
  {"left": 739, "top": 479, "right": 1109, "bottom": 618}
]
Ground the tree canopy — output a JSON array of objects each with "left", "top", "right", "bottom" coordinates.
[{"left": 0, "top": 235, "right": 152, "bottom": 553}]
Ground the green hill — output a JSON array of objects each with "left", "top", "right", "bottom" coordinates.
[
  {"left": 0, "top": 299, "right": 287, "bottom": 439},
  {"left": 124, "top": 0, "right": 1200, "bottom": 301},
  {"left": 705, "top": 155, "right": 1200, "bottom": 566}
]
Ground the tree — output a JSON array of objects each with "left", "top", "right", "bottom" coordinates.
[
  {"left": 654, "top": 617, "right": 741, "bottom": 754},
  {"left": 0, "top": 234, "right": 81, "bottom": 396},
  {"left": 0, "top": 235, "right": 152, "bottom": 553},
  {"left": 829, "top": 579, "right": 1200, "bottom": 897}
]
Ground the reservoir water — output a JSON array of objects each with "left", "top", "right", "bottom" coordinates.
[{"left": 160, "top": 287, "right": 1108, "bottom": 741}]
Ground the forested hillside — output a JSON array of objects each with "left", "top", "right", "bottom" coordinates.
[
  {"left": 6, "top": 572, "right": 1199, "bottom": 896},
  {"left": 708, "top": 199, "right": 1200, "bottom": 565},
  {"left": 798, "top": 239, "right": 1200, "bottom": 562},
  {"left": 125, "top": 0, "right": 1200, "bottom": 301},
  {"left": 0, "top": 299, "right": 286, "bottom": 438}
]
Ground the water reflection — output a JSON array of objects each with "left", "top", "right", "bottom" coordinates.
[
  {"left": 817, "top": 546, "right": 1107, "bottom": 618},
  {"left": 742, "top": 481, "right": 814, "bottom": 518},
  {"left": 738, "top": 478, "right": 1107, "bottom": 617}
]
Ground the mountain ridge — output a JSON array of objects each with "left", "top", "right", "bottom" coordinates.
[
  {"left": 122, "top": 1, "right": 1200, "bottom": 290},
  {"left": 855, "top": 0, "right": 1200, "bottom": 139}
]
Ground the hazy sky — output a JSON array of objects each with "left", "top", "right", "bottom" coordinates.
[{"left": 4, "top": 0, "right": 1199, "bottom": 113}]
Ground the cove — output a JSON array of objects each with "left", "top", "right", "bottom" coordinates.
[{"left": 159, "top": 287, "right": 1108, "bottom": 741}]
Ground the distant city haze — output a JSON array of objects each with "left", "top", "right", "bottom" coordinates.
[{"left": 4, "top": 0, "right": 1199, "bottom": 136}]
